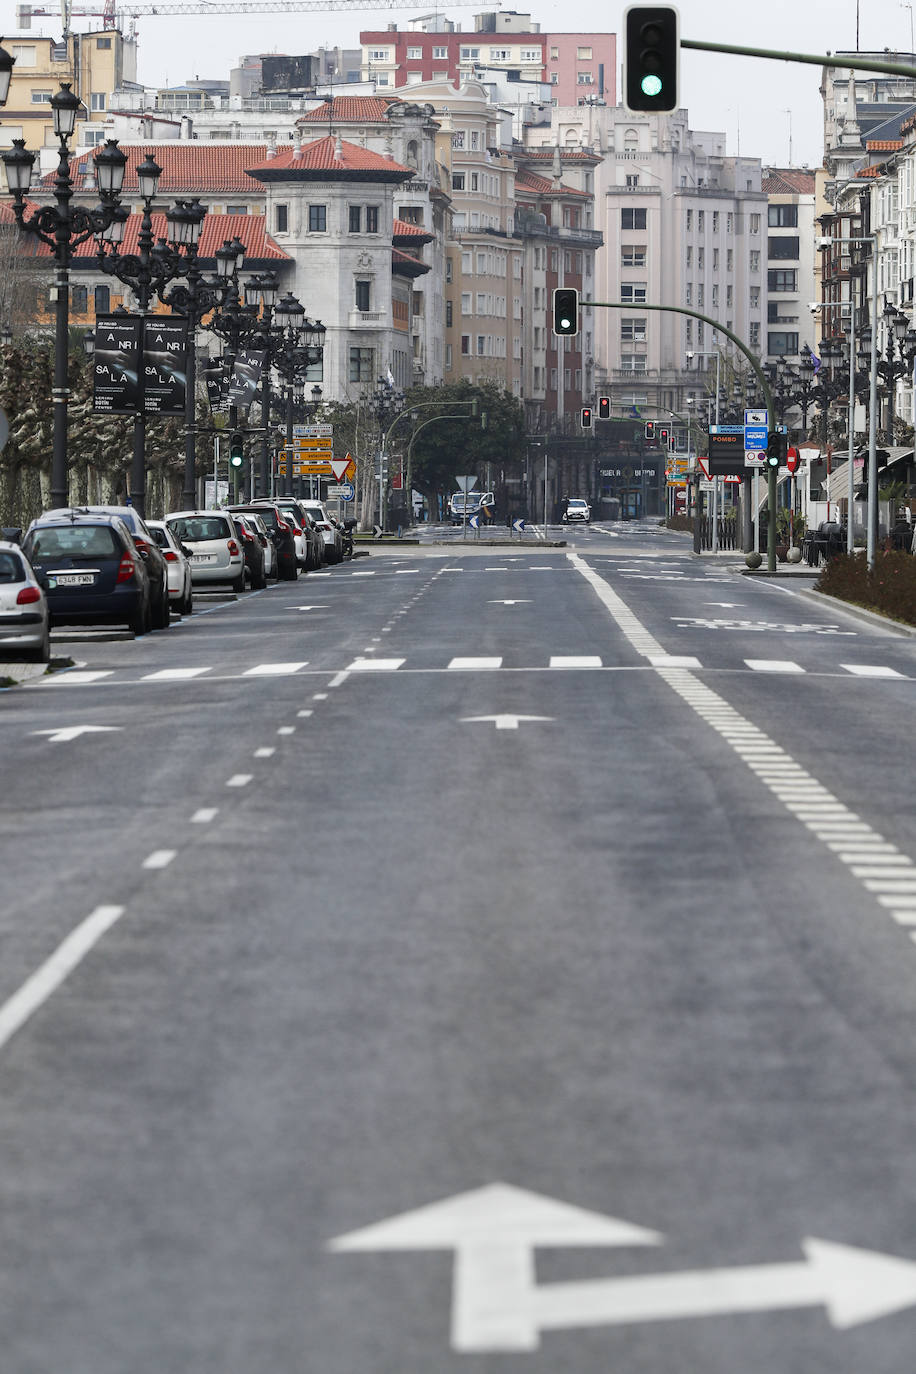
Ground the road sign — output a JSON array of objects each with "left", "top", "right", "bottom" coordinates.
[
  {"left": 512, "top": 517, "right": 526, "bottom": 532},
  {"left": 745, "top": 409, "right": 768, "bottom": 426},
  {"left": 745, "top": 450, "right": 767, "bottom": 467},
  {"left": 787, "top": 447, "right": 800, "bottom": 474},
  {"left": 337, "top": 480, "right": 355, "bottom": 502},
  {"left": 468, "top": 513, "right": 480, "bottom": 528},
  {"left": 293, "top": 423, "right": 333, "bottom": 438},
  {"left": 330, "top": 457, "right": 350, "bottom": 481},
  {"left": 744, "top": 423, "right": 768, "bottom": 450},
  {"left": 456, "top": 474, "right": 476, "bottom": 493}
]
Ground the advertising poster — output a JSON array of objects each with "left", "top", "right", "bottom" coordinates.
[
  {"left": 92, "top": 313, "right": 142, "bottom": 414},
  {"left": 204, "top": 360, "right": 229, "bottom": 413},
  {"left": 143, "top": 318, "right": 188, "bottom": 415},
  {"left": 226, "top": 348, "right": 265, "bottom": 414}
]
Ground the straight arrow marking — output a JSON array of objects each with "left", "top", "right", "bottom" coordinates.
[
  {"left": 461, "top": 715, "right": 554, "bottom": 731},
  {"left": 32, "top": 725, "right": 121, "bottom": 744}
]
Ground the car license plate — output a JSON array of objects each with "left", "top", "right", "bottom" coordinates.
[
  {"left": 192, "top": 553, "right": 215, "bottom": 562},
  {"left": 52, "top": 573, "right": 96, "bottom": 586}
]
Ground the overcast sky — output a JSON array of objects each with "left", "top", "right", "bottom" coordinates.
[{"left": 19, "top": 0, "right": 916, "bottom": 166}]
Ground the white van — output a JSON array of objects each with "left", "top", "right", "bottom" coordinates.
[{"left": 448, "top": 491, "right": 494, "bottom": 525}]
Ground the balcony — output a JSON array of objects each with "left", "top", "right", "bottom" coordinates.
[{"left": 348, "top": 310, "right": 386, "bottom": 329}]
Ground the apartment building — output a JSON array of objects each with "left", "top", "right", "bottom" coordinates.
[
  {"left": 359, "top": 12, "right": 614, "bottom": 107},
  {"left": 1, "top": 27, "right": 137, "bottom": 153},
  {"left": 526, "top": 103, "right": 767, "bottom": 418},
  {"left": 763, "top": 168, "right": 818, "bottom": 365}
]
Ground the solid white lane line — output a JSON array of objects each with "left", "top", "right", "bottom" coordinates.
[
  {"left": 191, "top": 808, "right": 218, "bottom": 823},
  {"left": 448, "top": 657, "right": 503, "bottom": 670},
  {"left": 841, "top": 664, "right": 905, "bottom": 678},
  {"left": 243, "top": 662, "right": 308, "bottom": 676},
  {"left": 226, "top": 774, "right": 252, "bottom": 787},
  {"left": 141, "top": 667, "right": 211, "bottom": 681},
  {"left": 142, "top": 850, "right": 176, "bottom": 870},
  {"left": 0, "top": 905, "right": 125, "bottom": 1053},
  {"left": 745, "top": 660, "right": 806, "bottom": 673}
]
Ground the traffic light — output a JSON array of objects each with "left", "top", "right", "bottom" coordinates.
[
  {"left": 658, "top": 426, "right": 670, "bottom": 448},
  {"left": 624, "top": 5, "right": 679, "bottom": 113},
  {"left": 229, "top": 431, "right": 245, "bottom": 469},
  {"left": 598, "top": 396, "right": 611, "bottom": 420},
  {"left": 553, "top": 287, "right": 579, "bottom": 336},
  {"left": 644, "top": 421, "right": 656, "bottom": 441},
  {"left": 765, "top": 431, "right": 787, "bottom": 469},
  {"left": 581, "top": 406, "right": 593, "bottom": 429}
]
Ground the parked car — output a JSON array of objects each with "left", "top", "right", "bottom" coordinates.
[
  {"left": 21, "top": 510, "right": 151, "bottom": 635},
  {"left": 252, "top": 498, "right": 322, "bottom": 570},
  {"left": 146, "top": 519, "right": 194, "bottom": 615},
  {"left": 77, "top": 505, "right": 171, "bottom": 628},
  {"left": 227, "top": 504, "right": 298, "bottom": 581},
  {"left": 164, "top": 510, "right": 246, "bottom": 592},
  {"left": 302, "top": 500, "right": 344, "bottom": 564},
  {"left": 0, "top": 538, "right": 50, "bottom": 662},
  {"left": 563, "top": 498, "right": 591, "bottom": 524},
  {"left": 239, "top": 510, "right": 277, "bottom": 581},
  {"left": 232, "top": 512, "right": 268, "bottom": 589}
]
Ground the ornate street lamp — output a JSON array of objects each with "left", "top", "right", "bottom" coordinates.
[
  {"left": 2, "top": 100, "right": 127, "bottom": 508},
  {"left": 0, "top": 40, "right": 16, "bottom": 107}
]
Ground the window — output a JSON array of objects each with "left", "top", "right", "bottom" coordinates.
[
  {"left": 686, "top": 209, "right": 693, "bottom": 230},
  {"left": 712, "top": 248, "right": 719, "bottom": 270},
  {"left": 685, "top": 319, "right": 693, "bottom": 344},
  {"left": 685, "top": 283, "right": 692, "bottom": 304},
  {"left": 750, "top": 286, "right": 760, "bottom": 309},
  {"left": 9, "top": 45, "right": 36, "bottom": 65},
  {"left": 697, "top": 247, "right": 704, "bottom": 268},
  {"left": 768, "top": 268, "right": 798, "bottom": 292},
  {"left": 452, "top": 131, "right": 465, "bottom": 149},
  {"left": 749, "top": 321, "right": 760, "bottom": 347},
  {"left": 461, "top": 335, "right": 470, "bottom": 355},
  {"left": 226, "top": 204, "right": 248, "bottom": 215},
  {"left": 71, "top": 284, "right": 88, "bottom": 313},
  {"left": 96, "top": 35, "right": 111, "bottom": 47},
  {"left": 31, "top": 90, "right": 52, "bottom": 104},
  {"left": 550, "top": 72, "right": 559, "bottom": 84},
  {"left": 355, "top": 280, "right": 371, "bottom": 311},
  {"left": 750, "top": 251, "right": 760, "bottom": 272},
  {"left": 445, "top": 258, "right": 453, "bottom": 283},
  {"left": 489, "top": 48, "right": 511, "bottom": 60},
  {"left": 711, "top": 284, "right": 718, "bottom": 307},
  {"left": 349, "top": 205, "right": 361, "bottom": 232},
  {"left": 768, "top": 204, "right": 798, "bottom": 227},
  {"left": 727, "top": 213, "right": 733, "bottom": 233},
  {"left": 275, "top": 203, "right": 288, "bottom": 233},
  {"left": 308, "top": 204, "right": 327, "bottom": 232},
  {"left": 349, "top": 347, "right": 373, "bottom": 381},
  {"left": 376, "top": 73, "right": 390, "bottom": 86},
  {"left": 620, "top": 282, "right": 647, "bottom": 303},
  {"left": 698, "top": 211, "right": 704, "bottom": 231},
  {"left": 550, "top": 46, "right": 559, "bottom": 59},
  {"left": 727, "top": 249, "right": 733, "bottom": 271},
  {"left": 365, "top": 206, "right": 379, "bottom": 233},
  {"left": 620, "top": 354, "right": 647, "bottom": 373},
  {"left": 406, "top": 46, "right": 422, "bottom": 58},
  {"left": 726, "top": 285, "right": 733, "bottom": 307},
  {"left": 470, "top": 172, "right": 479, "bottom": 191},
  {"left": 577, "top": 45, "right": 593, "bottom": 59},
  {"left": 620, "top": 317, "right": 647, "bottom": 341},
  {"left": 461, "top": 292, "right": 471, "bottom": 315},
  {"left": 712, "top": 212, "right": 719, "bottom": 232},
  {"left": 433, "top": 46, "right": 448, "bottom": 58},
  {"left": 621, "top": 208, "right": 647, "bottom": 230},
  {"left": 768, "top": 236, "right": 799, "bottom": 260},
  {"left": 90, "top": 92, "right": 106, "bottom": 110},
  {"left": 460, "top": 46, "right": 480, "bottom": 59},
  {"left": 697, "top": 284, "right": 704, "bottom": 307},
  {"left": 520, "top": 47, "right": 540, "bottom": 61},
  {"left": 451, "top": 172, "right": 465, "bottom": 191},
  {"left": 94, "top": 285, "right": 110, "bottom": 315},
  {"left": 625, "top": 173, "right": 638, "bottom": 188},
  {"left": 446, "top": 300, "right": 453, "bottom": 326},
  {"left": 578, "top": 72, "right": 594, "bottom": 84},
  {"left": 768, "top": 331, "right": 799, "bottom": 356},
  {"left": 685, "top": 245, "right": 692, "bottom": 267},
  {"left": 477, "top": 336, "right": 486, "bottom": 355},
  {"left": 470, "top": 131, "right": 480, "bottom": 150},
  {"left": 622, "top": 246, "right": 646, "bottom": 268},
  {"left": 368, "top": 48, "right": 390, "bottom": 60}
]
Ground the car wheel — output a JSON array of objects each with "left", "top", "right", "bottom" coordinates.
[
  {"left": 155, "top": 585, "right": 171, "bottom": 629},
  {"left": 26, "top": 635, "right": 51, "bottom": 664},
  {"left": 232, "top": 570, "right": 246, "bottom": 593},
  {"left": 281, "top": 561, "right": 298, "bottom": 581},
  {"left": 254, "top": 566, "right": 268, "bottom": 590},
  {"left": 129, "top": 599, "right": 147, "bottom": 636}
]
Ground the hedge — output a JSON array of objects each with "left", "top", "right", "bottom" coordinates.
[{"left": 815, "top": 551, "right": 916, "bottom": 627}]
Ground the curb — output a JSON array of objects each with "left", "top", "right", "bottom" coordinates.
[{"left": 799, "top": 587, "right": 916, "bottom": 637}]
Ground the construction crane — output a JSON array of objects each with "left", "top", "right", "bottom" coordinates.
[{"left": 19, "top": 0, "right": 488, "bottom": 39}]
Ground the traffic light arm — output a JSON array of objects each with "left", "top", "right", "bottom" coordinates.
[
  {"left": 582, "top": 299, "right": 773, "bottom": 417},
  {"left": 681, "top": 36, "right": 916, "bottom": 80}
]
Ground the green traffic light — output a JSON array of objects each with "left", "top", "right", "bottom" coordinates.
[{"left": 640, "top": 74, "right": 663, "bottom": 97}]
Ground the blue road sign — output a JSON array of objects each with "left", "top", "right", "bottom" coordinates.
[
  {"left": 512, "top": 517, "right": 526, "bottom": 532},
  {"left": 744, "top": 424, "right": 768, "bottom": 451},
  {"left": 469, "top": 514, "right": 480, "bottom": 529},
  {"left": 338, "top": 480, "right": 355, "bottom": 502}
]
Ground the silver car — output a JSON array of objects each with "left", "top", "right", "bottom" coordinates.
[
  {"left": 0, "top": 538, "right": 50, "bottom": 663},
  {"left": 146, "top": 520, "right": 194, "bottom": 615},
  {"left": 302, "top": 501, "right": 344, "bottom": 564},
  {"left": 164, "top": 510, "right": 246, "bottom": 591}
]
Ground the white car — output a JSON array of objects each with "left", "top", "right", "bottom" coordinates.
[
  {"left": 164, "top": 510, "right": 246, "bottom": 591},
  {"left": 301, "top": 501, "right": 343, "bottom": 564},
  {"left": 146, "top": 520, "right": 194, "bottom": 615},
  {"left": 0, "top": 538, "right": 50, "bottom": 663},
  {"left": 563, "top": 498, "right": 591, "bottom": 523}
]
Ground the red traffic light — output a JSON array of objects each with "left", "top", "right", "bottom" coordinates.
[
  {"left": 598, "top": 396, "right": 611, "bottom": 419},
  {"left": 581, "top": 406, "right": 593, "bottom": 428}
]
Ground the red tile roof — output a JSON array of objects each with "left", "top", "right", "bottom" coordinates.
[
  {"left": 14, "top": 210, "right": 290, "bottom": 262},
  {"left": 246, "top": 136, "right": 411, "bottom": 180},
  {"left": 393, "top": 217, "right": 433, "bottom": 242},
  {"left": 762, "top": 168, "right": 817, "bottom": 194},
  {"left": 866, "top": 139, "right": 903, "bottom": 151},
  {"left": 856, "top": 165, "right": 883, "bottom": 178},
  {"left": 519, "top": 148, "right": 601, "bottom": 164},
  {"left": 45, "top": 143, "right": 269, "bottom": 195},
  {"left": 299, "top": 96, "right": 399, "bottom": 123},
  {"left": 514, "top": 168, "right": 589, "bottom": 198}
]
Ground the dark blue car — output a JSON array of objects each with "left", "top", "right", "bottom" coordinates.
[{"left": 22, "top": 511, "right": 152, "bottom": 635}]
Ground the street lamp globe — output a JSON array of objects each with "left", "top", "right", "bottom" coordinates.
[
  {"left": 215, "top": 239, "right": 238, "bottom": 280},
  {"left": 92, "top": 139, "right": 127, "bottom": 198},
  {"left": 2, "top": 138, "right": 35, "bottom": 195},
  {"left": 82, "top": 328, "right": 95, "bottom": 357},
  {"left": 0, "top": 41, "right": 15, "bottom": 107},
  {"left": 135, "top": 153, "right": 162, "bottom": 203},
  {"left": 50, "top": 82, "right": 82, "bottom": 140}
]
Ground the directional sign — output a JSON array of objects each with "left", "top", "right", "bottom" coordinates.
[
  {"left": 468, "top": 514, "right": 480, "bottom": 529},
  {"left": 293, "top": 423, "right": 333, "bottom": 438},
  {"left": 330, "top": 1184, "right": 916, "bottom": 1353},
  {"left": 512, "top": 518, "right": 526, "bottom": 532},
  {"left": 32, "top": 725, "right": 122, "bottom": 744}
]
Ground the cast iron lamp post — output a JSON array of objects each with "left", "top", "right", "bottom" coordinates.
[{"left": 2, "top": 86, "right": 128, "bottom": 508}]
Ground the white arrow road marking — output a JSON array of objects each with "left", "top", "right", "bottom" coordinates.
[
  {"left": 286, "top": 605, "right": 328, "bottom": 611},
  {"left": 488, "top": 599, "right": 532, "bottom": 605},
  {"left": 533, "top": 1239, "right": 916, "bottom": 1340},
  {"left": 461, "top": 714, "right": 554, "bottom": 730},
  {"left": 329, "top": 1183, "right": 661, "bottom": 1352},
  {"left": 32, "top": 725, "right": 121, "bottom": 744}
]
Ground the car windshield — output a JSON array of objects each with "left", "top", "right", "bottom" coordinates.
[
  {"left": 0, "top": 551, "right": 25, "bottom": 583},
  {"left": 169, "top": 517, "right": 232, "bottom": 542},
  {"left": 569, "top": 501, "right": 587, "bottom": 508},
  {"left": 27, "top": 525, "right": 120, "bottom": 560},
  {"left": 247, "top": 508, "right": 278, "bottom": 529},
  {"left": 452, "top": 494, "right": 478, "bottom": 509}
]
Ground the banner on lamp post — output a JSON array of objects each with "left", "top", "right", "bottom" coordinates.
[
  {"left": 226, "top": 348, "right": 266, "bottom": 413},
  {"left": 92, "top": 313, "right": 142, "bottom": 414},
  {"left": 143, "top": 317, "right": 188, "bottom": 415}
]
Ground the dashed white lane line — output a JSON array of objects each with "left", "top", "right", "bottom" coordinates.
[
  {"left": 649, "top": 654, "right": 701, "bottom": 669},
  {"left": 313, "top": 693, "right": 328, "bottom": 700},
  {"left": 346, "top": 657, "right": 406, "bottom": 672},
  {"left": 0, "top": 904, "right": 125, "bottom": 1054},
  {"left": 277, "top": 726, "right": 295, "bottom": 735},
  {"left": 566, "top": 550, "right": 916, "bottom": 938},
  {"left": 47, "top": 670, "right": 113, "bottom": 684},
  {"left": 549, "top": 655, "right": 603, "bottom": 669},
  {"left": 226, "top": 774, "right": 252, "bottom": 787},
  {"left": 243, "top": 662, "right": 308, "bottom": 676},
  {"left": 448, "top": 656, "right": 503, "bottom": 670},
  {"left": 141, "top": 667, "right": 211, "bottom": 681},
  {"left": 841, "top": 664, "right": 906, "bottom": 678},
  {"left": 254, "top": 747, "right": 276, "bottom": 758},
  {"left": 328, "top": 671, "right": 350, "bottom": 688},
  {"left": 191, "top": 808, "right": 218, "bottom": 823},
  {"left": 142, "top": 849, "right": 176, "bottom": 870},
  {"left": 297, "top": 710, "right": 313, "bottom": 718},
  {"left": 744, "top": 659, "right": 806, "bottom": 673}
]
